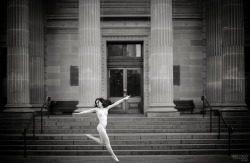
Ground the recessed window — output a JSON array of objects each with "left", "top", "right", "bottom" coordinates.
[{"left": 107, "top": 42, "right": 142, "bottom": 58}]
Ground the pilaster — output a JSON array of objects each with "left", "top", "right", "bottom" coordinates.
[
  {"left": 206, "top": 0, "right": 223, "bottom": 107},
  {"left": 147, "top": 0, "right": 178, "bottom": 117},
  {"left": 221, "top": 0, "right": 246, "bottom": 109},
  {"left": 5, "top": 0, "right": 32, "bottom": 112},
  {"left": 77, "top": 0, "right": 101, "bottom": 110},
  {"left": 29, "top": 0, "right": 45, "bottom": 108}
]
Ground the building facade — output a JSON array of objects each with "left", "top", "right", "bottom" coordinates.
[{"left": 0, "top": 0, "right": 248, "bottom": 116}]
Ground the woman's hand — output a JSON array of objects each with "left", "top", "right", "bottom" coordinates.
[{"left": 124, "top": 95, "right": 131, "bottom": 100}]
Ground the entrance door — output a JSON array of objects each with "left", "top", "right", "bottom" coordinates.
[{"left": 108, "top": 68, "right": 142, "bottom": 114}]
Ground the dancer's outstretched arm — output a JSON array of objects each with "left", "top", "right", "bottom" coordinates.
[
  {"left": 107, "top": 95, "right": 130, "bottom": 110},
  {"left": 73, "top": 108, "right": 95, "bottom": 116}
]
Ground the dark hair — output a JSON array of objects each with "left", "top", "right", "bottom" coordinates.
[{"left": 94, "top": 98, "right": 111, "bottom": 108}]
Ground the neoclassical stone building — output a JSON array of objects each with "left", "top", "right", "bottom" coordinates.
[{"left": 0, "top": 0, "right": 249, "bottom": 116}]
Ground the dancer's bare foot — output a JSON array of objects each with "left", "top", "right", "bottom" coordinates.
[
  {"left": 112, "top": 155, "right": 119, "bottom": 162},
  {"left": 85, "top": 134, "right": 91, "bottom": 138}
]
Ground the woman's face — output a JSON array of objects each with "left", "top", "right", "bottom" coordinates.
[{"left": 96, "top": 100, "right": 103, "bottom": 108}]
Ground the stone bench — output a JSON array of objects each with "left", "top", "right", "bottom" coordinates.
[
  {"left": 174, "top": 100, "right": 194, "bottom": 114},
  {"left": 50, "top": 101, "right": 78, "bottom": 115}
]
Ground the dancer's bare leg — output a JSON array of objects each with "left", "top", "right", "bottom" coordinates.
[
  {"left": 85, "top": 134, "right": 104, "bottom": 145},
  {"left": 105, "top": 142, "right": 119, "bottom": 162},
  {"left": 97, "top": 124, "right": 119, "bottom": 162}
]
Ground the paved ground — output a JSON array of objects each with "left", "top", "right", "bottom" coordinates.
[{"left": 1, "top": 155, "right": 249, "bottom": 163}]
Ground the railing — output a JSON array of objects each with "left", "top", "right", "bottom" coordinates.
[
  {"left": 40, "top": 96, "right": 51, "bottom": 134},
  {"left": 20, "top": 112, "right": 36, "bottom": 158},
  {"left": 201, "top": 95, "right": 233, "bottom": 156}
]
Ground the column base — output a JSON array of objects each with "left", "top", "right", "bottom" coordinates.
[
  {"left": 147, "top": 103, "right": 180, "bottom": 117},
  {"left": 30, "top": 104, "right": 46, "bottom": 112},
  {"left": 204, "top": 103, "right": 249, "bottom": 116},
  {"left": 4, "top": 104, "right": 34, "bottom": 113},
  {"left": 205, "top": 103, "right": 248, "bottom": 111}
]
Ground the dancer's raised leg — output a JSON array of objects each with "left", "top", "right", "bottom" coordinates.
[
  {"left": 97, "top": 124, "right": 119, "bottom": 162},
  {"left": 85, "top": 134, "right": 104, "bottom": 145}
]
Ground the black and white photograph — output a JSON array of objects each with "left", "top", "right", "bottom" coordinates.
[{"left": 0, "top": 0, "right": 249, "bottom": 162}]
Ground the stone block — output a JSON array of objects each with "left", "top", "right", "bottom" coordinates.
[
  {"left": 180, "top": 85, "right": 203, "bottom": 92},
  {"left": 189, "top": 79, "right": 204, "bottom": 86},
  {"left": 189, "top": 65, "right": 204, "bottom": 72},
  {"left": 189, "top": 59, "right": 204, "bottom": 65},
  {"left": 60, "top": 40, "right": 78, "bottom": 47},
  {"left": 173, "top": 40, "right": 190, "bottom": 46},
  {"left": 190, "top": 40, "right": 204, "bottom": 46},
  {"left": 46, "top": 34, "right": 70, "bottom": 41},
  {"left": 173, "top": 33, "right": 182, "bottom": 39},
  {"left": 190, "top": 52, "right": 205, "bottom": 59},
  {"left": 180, "top": 47, "right": 191, "bottom": 52},
  {"left": 179, "top": 59, "right": 190, "bottom": 65},
  {"left": 181, "top": 33, "right": 204, "bottom": 40},
  {"left": 46, "top": 79, "right": 60, "bottom": 86},
  {"left": 60, "top": 66, "right": 70, "bottom": 73},
  {"left": 173, "top": 47, "right": 180, "bottom": 53},
  {"left": 60, "top": 79, "right": 70, "bottom": 86},
  {"left": 47, "top": 86, "right": 70, "bottom": 92},
  {"left": 190, "top": 46, "right": 204, "bottom": 52},
  {"left": 181, "top": 78, "right": 191, "bottom": 85},
  {"left": 71, "top": 47, "right": 79, "bottom": 54},
  {"left": 70, "top": 34, "right": 78, "bottom": 40},
  {"left": 174, "top": 52, "right": 190, "bottom": 59},
  {"left": 182, "top": 72, "right": 203, "bottom": 79},
  {"left": 47, "top": 72, "right": 68, "bottom": 80},
  {"left": 47, "top": 47, "right": 71, "bottom": 54},
  {"left": 46, "top": 66, "right": 60, "bottom": 73},
  {"left": 46, "top": 59, "right": 79, "bottom": 66}
]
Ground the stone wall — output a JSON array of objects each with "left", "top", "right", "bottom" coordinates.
[
  {"left": 44, "top": 0, "right": 205, "bottom": 107},
  {"left": 173, "top": 18, "right": 205, "bottom": 106}
]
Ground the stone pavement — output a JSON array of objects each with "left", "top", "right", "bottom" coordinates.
[{"left": 1, "top": 155, "right": 248, "bottom": 163}]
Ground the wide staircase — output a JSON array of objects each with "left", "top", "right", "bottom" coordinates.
[{"left": 0, "top": 111, "right": 249, "bottom": 162}]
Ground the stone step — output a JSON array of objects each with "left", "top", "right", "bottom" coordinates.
[
  {"left": 1, "top": 133, "right": 249, "bottom": 140},
  {"left": 3, "top": 124, "right": 250, "bottom": 129},
  {"left": 1, "top": 129, "right": 213, "bottom": 134},
  {"left": 1, "top": 115, "right": 250, "bottom": 122},
  {"left": 1, "top": 116, "right": 249, "bottom": 123},
  {"left": 2, "top": 124, "right": 249, "bottom": 130},
  {"left": 0, "top": 149, "right": 249, "bottom": 156},
  {"left": 1, "top": 139, "right": 249, "bottom": 145},
  {"left": 1, "top": 144, "right": 249, "bottom": 150},
  {"left": 0, "top": 155, "right": 244, "bottom": 163},
  {"left": 2, "top": 128, "right": 250, "bottom": 134}
]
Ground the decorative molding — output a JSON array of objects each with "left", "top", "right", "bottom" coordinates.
[{"left": 102, "top": 29, "right": 149, "bottom": 36}]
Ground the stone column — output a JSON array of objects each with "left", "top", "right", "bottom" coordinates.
[
  {"left": 147, "top": 0, "right": 178, "bottom": 117},
  {"left": 76, "top": 0, "right": 101, "bottom": 110},
  {"left": 5, "top": 0, "right": 32, "bottom": 112},
  {"left": 29, "top": 0, "right": 45, "bottom": 109},
  {"left": 221, "top": 0, "right": 246, "bottom": 109},
  {"left": 206, "top": 0, "right": 223, "bottom": 106}
]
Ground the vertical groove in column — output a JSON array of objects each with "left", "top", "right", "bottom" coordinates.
[
  {"left": 78, "top": 0, "right": 101, "bottom": 107},
  {"left": 206, "top": 0, "right": 223, "bottom": 105},
  {"left": 29, "top": 0, "right": 45, "bottom": 106},
  {"left": 222, "top": 0, "right": 245, "bottom": 104},
  {"left": 150, "top": 0, "right": 173, "bottom": 104},
  {"left": 6, "top": 0, "right": 30, "bottom": 106}
]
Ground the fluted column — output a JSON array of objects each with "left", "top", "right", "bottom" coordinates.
[
  {"left": 147, "top": 0, "right": 178, "bottom": 117},
  {"left": 221, "top": 0, "right": 245, "bottom": 107},
  {"left": 5, "top": 0, "right": 32, "bottom": 111},
  {"left": 77, "top": 0, "right": 101, "bottom": 109},
  {"left": 29, "top": 0, "right": 45, "bottom": 108},
  {"left": 206, "top": 0, "right": 223, "bottom": 106}
]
